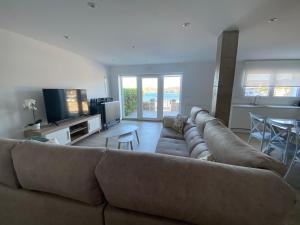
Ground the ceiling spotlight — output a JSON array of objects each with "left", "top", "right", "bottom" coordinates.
[
  {"left": 182, "top": 22, "right": 191, "bottom": 28},
  {"left": 64, "top": 35, "right": 70, "bottom": 40},
  {"left": 268, "top": 17, "right": 279, "bottom": 23},
  {"left": 87, "top": 1, "right": 96, "bottom": 8}
]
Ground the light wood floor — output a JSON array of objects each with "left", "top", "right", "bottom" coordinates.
[
  {"left": 75, "top": 120, "right": 162, "bottom": 152},
  {"left": 76, "top": 120, "right": 300, "bottom": 225}
]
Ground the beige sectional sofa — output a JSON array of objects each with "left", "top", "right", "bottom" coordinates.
[
  {"left": 156, "top": 107, "right": 287, "bottom": 176},
  {"left": 0, "top": 108, "right": 296, "bottom": 225}
]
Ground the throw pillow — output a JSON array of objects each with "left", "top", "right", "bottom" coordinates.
[
  {"left": 172, "top": 114, "right": 188, "bottom": 134},
  {"left": 196, "top": 150, "right": 215, "bottom": 161}
]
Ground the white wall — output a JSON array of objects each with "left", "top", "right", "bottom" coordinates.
[
  {"left": 108, "top": 62, "right": 215, "bottom": 115},
  {"left": 0, "top": 29, "right": 108, "bottom": 138}
]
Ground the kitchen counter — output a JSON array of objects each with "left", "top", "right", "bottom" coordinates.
[
  {"left": 232, "top": 104, "right": 300, "bottom": 109},
  {"left": 229, "top": 104, "right": 300, "bottom": 131}
]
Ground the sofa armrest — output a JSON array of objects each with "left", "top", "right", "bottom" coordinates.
[{"left": 162, "top": 116, "right": 176, "bottom": 128}]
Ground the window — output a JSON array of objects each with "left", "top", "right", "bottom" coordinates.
[
  {"left": 243, "top": 61, "right": 300, "bottom": 97},
  {"left": 244, "top": 73, "right": 271, "bottom": 96},
  {"left": 119, "top": 74, "right": 182, "bottom": 120},
  {"left": 163, "top": 75, "right": 181, "bottom": 116}
]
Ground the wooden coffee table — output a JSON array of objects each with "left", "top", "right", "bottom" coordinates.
[{"left": 103, "top": 125, "right": 139, "bottom": 147}]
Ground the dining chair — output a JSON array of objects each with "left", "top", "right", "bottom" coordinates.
[
  {"left": 265, "top": 119, "right": 296, "bottom": 165},
  {"left": 284, "top": 121, "right": 300, "bottom": 179},
  {"left": 248, "top": 112, "right": 270, "bottom": 151}
]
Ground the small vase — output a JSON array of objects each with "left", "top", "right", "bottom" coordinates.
[{"left": 31, "top": 123, "right": 41, "bottom": 130}]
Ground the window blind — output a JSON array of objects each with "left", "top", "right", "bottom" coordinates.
[{"left": 243, "top": 60, "right": 300, "bottom": 87}]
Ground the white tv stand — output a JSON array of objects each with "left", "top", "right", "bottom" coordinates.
[{"left": 24, "top": 114, "right": 101, "bottom": 145}]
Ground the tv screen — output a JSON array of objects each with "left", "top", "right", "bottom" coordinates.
[{"left": 43, "top": 89, "right": 89, "bottom": 123}]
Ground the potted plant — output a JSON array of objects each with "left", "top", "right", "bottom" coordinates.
[{"left": 23, "top": 98, "right": 42, "bottom": 130}]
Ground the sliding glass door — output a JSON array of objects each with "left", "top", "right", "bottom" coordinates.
[
  {"left": 163, "top": 75, "right": 181, "bottom": 116},
  {"left": 120, "top": 74, "right": 181, "bottom": 120},
  {"left": 142, "top": 77, "right": 158, "bottom": 119},
  {"left": 120, "top": 76, "right": 138, "bottom": 119}
]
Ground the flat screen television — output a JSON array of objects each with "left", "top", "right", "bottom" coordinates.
[{"left": 43, "top": 89, "right": 89, "bottom": 123}]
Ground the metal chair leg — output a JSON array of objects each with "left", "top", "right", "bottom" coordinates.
[
  {"left": 117, "top": 142, "right": 121, "bottom": 149},
  {"left": 283, "top": 131, "right": 291, "bottom": 164},
  {"left": 130, "top": 141, "right": 133, "bottom": 150},
  {"left": 248, "top": 135, "right": 252, "bottom": 143},
  {"left": 135, "top": 130, "right": 140, "bottom": 144}
]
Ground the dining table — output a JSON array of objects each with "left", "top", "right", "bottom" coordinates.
[{"left": 267, "top": 118, "right": 299, "bottom": 134}]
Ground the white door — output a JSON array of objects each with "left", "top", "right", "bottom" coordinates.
[
  {"left": 45, "top": 128, "right": 71, "bottom": 145},
  {"left": 141, "top": 76, "right": 160, "bottom": 120}
]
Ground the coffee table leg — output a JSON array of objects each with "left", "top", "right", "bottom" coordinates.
[
  {"left": 105, "top": 138, "right": 109, "bottom": 147},
  {"left": 135, "top": 130, "right": 140, "bottom": 144}
]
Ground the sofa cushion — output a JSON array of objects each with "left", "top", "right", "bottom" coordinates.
[
  {"left": 95, "top": 150, "right": 295, "bottom": 225},
  {"left": 0, "top": 184, "right": 105, "bottom": 225},
  {"left": 156, "top": 138, "right": 189, "bottom": 157},
  {"left": 203, "top": 120, "right": 287, "bottom": 176},
  {"left": 195, "top": 111, "right": 216, "bottom": 134},
  {"left": 160, "top": 128, "right": 184, "bottom": 140},
  {"left": 0, "top": 138, "right": 20, "bottom": 188},
  {"left": 184, "top": 127, "right": 199, "bottom": 140},
  {"left": 190, "top": 142, "right": 209, "bottom": 158},
  {"left": 190, "top": 106, "right": 203, "bottom": 123},
  {"left": 183, "top": 127, "right": 205, "bottom": 152},
  {"left": 105, "top": 205, "right": 191, "bottom": 225},
  {"left": 11, "top": 141, "right": 106, "bottom": 205},
  {"left": 183, "top": 118, "right": 196, "bottom": 133}
]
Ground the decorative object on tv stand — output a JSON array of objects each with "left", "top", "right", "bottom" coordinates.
[{"left": 23, "top": 98, "right": 42, "bottom": 130}]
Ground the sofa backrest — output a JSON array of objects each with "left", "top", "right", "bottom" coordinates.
[
  {"left": 95, "top": 149, "right": 295, "bottom": 225},
  {"left": 194, "top": 111, "right": 216, "bottom": 134},
  {"left": 0, "top": 138, "right": 20, "bottom": 188},
  {"left": 189, "top": 106, "right": 203, "bottom": 123},
  {"left": 203, "top": 119, "right": 287, "bottom": 176},
  {"left": 11, "top": 141, "right": 106, "bottom": 205}
]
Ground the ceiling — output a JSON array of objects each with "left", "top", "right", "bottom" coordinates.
[{"left": 0, "top": 0, "right": 300, "bottom": 65}]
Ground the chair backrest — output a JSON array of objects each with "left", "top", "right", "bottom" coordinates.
[
  {"left": 267, "top": 119, "right": 294, "bottom": 146},
  {"left": 284, "top": 120, "right": 300, "bottom": 177},
  {"left": 249, "top": 112, "right": 266, "bottom": 136}
]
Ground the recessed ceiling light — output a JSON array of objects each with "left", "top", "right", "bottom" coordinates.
[
  {"left": 268, "top": 17, "right": 279, "bottom": 23},
  {"left": 64, "top": 35, "right": 70, "bottom": 40},
  {"left": 87, "top": 1, "right": 96, "bottom": 8},
  {"left": 132, "top": 45, "right": 136, "bottom": 49},
  {"left": 182, "top": 22, "right": 191, "bottom": 28}
]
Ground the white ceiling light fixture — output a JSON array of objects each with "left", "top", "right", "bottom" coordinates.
[
  {"left": 182, "top": 22, "right": 191, "bottom": 28},
  {"left": 268, "top": 17, "right": 279, "bottom": 23}
]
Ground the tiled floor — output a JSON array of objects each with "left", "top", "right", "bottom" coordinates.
[{"left": 76, "top": 120, "right": 300, "bottom": 225}]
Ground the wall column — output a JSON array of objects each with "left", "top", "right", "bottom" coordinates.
[{"left": 211, "top": 30, "right": 239, "bottom": 126}]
